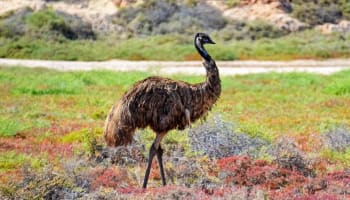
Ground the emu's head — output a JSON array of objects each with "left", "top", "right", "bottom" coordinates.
[{"left": 195, "top": 33, "right": 215, "bottom": 45}]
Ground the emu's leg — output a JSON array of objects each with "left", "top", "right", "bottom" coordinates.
[
  {"left": 185, "top": 109, "right": 192, "bottom": 128},
  {"left": 142, "top": 133, "right": 165, "bottom": 188},
  {"left": 142, "top": 143, "right": 157, "bottom": 188},
  {"left": 156, "top": 145, "right": 166, "bottom": 186}
]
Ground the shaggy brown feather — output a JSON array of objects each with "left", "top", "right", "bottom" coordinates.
[{"left": 104, "top": 59, "right": 221, "bottom": 147}]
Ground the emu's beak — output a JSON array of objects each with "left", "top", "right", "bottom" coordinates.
[{"left": 208, "top": 38, "right": 215, "bottom": 44}]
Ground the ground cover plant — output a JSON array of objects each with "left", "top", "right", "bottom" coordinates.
[{"left": 0, "top": 66, "right": 350, "bottom": 199}]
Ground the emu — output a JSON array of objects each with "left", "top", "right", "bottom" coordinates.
[{"left": 104, "top": 33, "right": 221, "bottom": 188}]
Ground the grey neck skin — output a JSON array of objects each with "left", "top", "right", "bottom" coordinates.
[{"left": 195, "top": 37, "right": 212, "bottom": 63}]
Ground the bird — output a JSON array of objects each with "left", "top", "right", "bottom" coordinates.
[{"left": 104, "top": 33, "right": 221, "bottom": 188}]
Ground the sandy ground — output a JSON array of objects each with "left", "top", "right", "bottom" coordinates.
[{"left": 1, "top": 58, "right": 350, "bottom": 76}]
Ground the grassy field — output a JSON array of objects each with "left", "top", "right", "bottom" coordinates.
[
  {"left": 0, "top": 66, "right": 350, "bottom": 199},
  {"left": 1, "top": 30, "right": 350, "bottom": 61}
]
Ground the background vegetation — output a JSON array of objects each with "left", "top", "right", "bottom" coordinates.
[
  {"left": 0, "top": 1, "right": 350, "bottom": 61},
  {"left": 291, "top": 0, "right": 350, "bottom": 25}
]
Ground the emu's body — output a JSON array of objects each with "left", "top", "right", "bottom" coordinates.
[{"left": 104, "top": 33, "right": 221, "bottom": 188}]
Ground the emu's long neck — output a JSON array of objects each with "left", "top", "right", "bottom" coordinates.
[
  {"left": 191, "top": 37, "right": 221, "bottom": 116},
  {"left": 201, "top": 59, "right": 221, "bottom": 105},
  {"left": 195, "top": 37, "right": 221, "bottom": 95}
]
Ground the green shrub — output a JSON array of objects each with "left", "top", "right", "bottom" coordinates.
[
  {"left": 61, "top": 128, "right": 102, "bottom": 157},
  {"left": 25, "top": 8, "right": 77, "bottom": 39},
  {"left": 226, "top": 0, "right": 241, "bottom": 7},
  {"left": 341, "top": 2, "right": 350, "bottom": 18},
  {"left": 0, "top": 8, "right": 31, "bottom": 38},
  {"left": 26, "top": 8, "right": 64, "bottom": 29},
  {"left": 115, "top": 0, "right": 226, "bottom": 36},
  {"left": 322, "top": 127, "right": 350, "bottom": 152},
  {"left": 291, "top": 0, "right": 350, "bottom": 26},
  {"left": 247, "top": 21, "right": 288, "bottom": 39},
  {"left": 214, "top": 20, "right": 288, "bottom": 41},
  {"left": 0, "top": 7, "right": 95, "bottom": 40}
]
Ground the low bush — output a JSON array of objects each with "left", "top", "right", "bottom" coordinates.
[
  {"left": 0, "top": 7, "right": 95, "bottom": 41},
  {"left": 115, "top": 0, "right": 226, "bottom": 36},
  {"left": 214, "top": 20, "right": 288, "bottom": 41},
  {"left": 322, "top": 127, "right": 350, "bottom": 152},
  {"left": 291, "top": 0, "right": 350, "bottom": 26},
  {"left": 0, "top": 165, "right": 85, "bottom": 199},
  {"left": 0, "top": 8, "right": 31, "bottom": 38},
  {"left": 61, "top": 128, "right": 103, "bottom": 157},
  {"left": 188, "top": 115, "right": 269, "bottom": 158},
  {"left": 26, "top": 8, "right": 65, "bottom": 30},
  {"left": 268, "top": 138, "right": 314, "bottom": 177}
]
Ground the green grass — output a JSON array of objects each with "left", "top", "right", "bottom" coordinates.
[
  {"left": 1, "top": 30, "right": 349, "bottom": 61},
  {"left": 1, "top": 66, "right": 350, "bottom": 137},
  {"left": 61, "top": 128, "right": 103, "bottom": 156},
  {"left": 0, "top": 152, "right": 26, "bottom": 172},
  {"left": 0, "top": 151, "right": 47, "bottom": 172},
  {"left": 1, "top": 66, "right": 350, "bottom": 172},
  {"left": 0, "top": 117, "right": 24, "bottom": 137},
  {"left": 321, "top": 148, "right": 350, "bottom": 167},
  {"left": 325, "top": 70, "right": 350, "bottom": 95}
]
